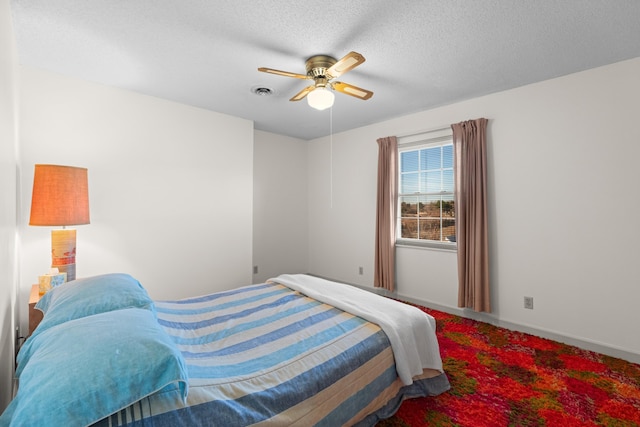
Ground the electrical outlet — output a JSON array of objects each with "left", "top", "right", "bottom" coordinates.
[
  {"left": 524, "top": 296, "right": 534, "bottom": 310},
  {"left": 253, "top": 265, "right": 258, "bottom": 275},
  {"left": 358, "top": 266, "right": 363, "bottom": 275}
]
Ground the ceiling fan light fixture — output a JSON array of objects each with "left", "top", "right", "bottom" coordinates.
[
  {"left": 258, "top": 51, "right": 372, "bottom": 107},
  {"left": 307, "top": 87, "right": 334, "bottom": 110}
]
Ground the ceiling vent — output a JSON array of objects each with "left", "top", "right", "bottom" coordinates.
[{"left": 251, "top": 86, "right": 274, "bottom": 96}]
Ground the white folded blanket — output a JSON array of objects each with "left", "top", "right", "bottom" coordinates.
[{"left": 270, "top": 274, "right": 443, "bottom": 385}]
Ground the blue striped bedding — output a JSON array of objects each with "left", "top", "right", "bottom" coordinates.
[{"left": 93, "top": 280, "right": 450, "bottom": 426}]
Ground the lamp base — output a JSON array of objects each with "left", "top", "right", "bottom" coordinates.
[{"left": 51, "top": 229, "right": 77, "bottom": 281}]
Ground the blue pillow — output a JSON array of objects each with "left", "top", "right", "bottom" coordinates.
[
  {"left": 33, "top": 273, "right": 154, "bottom": 336},
  {"left": 3, "top": 308, "right": 188, "bottom": 426}
]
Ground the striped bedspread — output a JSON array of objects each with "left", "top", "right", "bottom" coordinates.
[{"left": 94, "top": 281, "right": 449, "bottom": 426}]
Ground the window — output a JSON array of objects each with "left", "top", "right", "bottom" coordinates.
[{"left": 397, "top": 136, "right": 455, "bottom": 248}]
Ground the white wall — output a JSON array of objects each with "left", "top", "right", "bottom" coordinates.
[
  {"left": 18, "top": 66, "right": 254, "bottom": 328},
  {"left": 0, "top": 0, "right": 18, "bottom": 411},
  {"left": 307, "top": 127, "right": 379, "bottom": 285},
  {"left": 307, "top": 57, "right": 640, "bottom": 361},
  {"left": 252, "top": 130, "right": 308, "bottom": 282}
]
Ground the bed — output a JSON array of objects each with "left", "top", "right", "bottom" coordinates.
[{"left": 2, "top": 273, "right": 450, "bottom": 426}]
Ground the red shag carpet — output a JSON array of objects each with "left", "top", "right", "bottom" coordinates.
[{"left": 379, "top": 306, "right": 640, "bottom": 427}]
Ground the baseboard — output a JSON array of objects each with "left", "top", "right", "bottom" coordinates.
[
  {"left": 396, "top": 293, "right": 640, "bottom": 366},
  {"left": 306, "top": 273, "right": 640, "bottom": 365}
]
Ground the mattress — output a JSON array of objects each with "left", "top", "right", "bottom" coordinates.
[{"left": 93, "top": 279, "right": 450, "bottom": 426}]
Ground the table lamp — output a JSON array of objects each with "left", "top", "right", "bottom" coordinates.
[{"left": 29, "top": 164, "right": 90, "bottom": 282}]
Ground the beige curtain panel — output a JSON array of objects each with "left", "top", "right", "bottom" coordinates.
[
  {"left": 374, "top": 136, "right": 398, "bottom": 292},
  {"left": 452, "top": 118, "right": 491, "bottom": 312}
]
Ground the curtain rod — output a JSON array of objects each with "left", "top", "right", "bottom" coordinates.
[{"left": 397, "top": 125, "right": 451, "bottom": 139}]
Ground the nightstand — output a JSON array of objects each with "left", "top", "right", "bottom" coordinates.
[{"left": 28, "top": 284, "right": 44, "bottom": 336}]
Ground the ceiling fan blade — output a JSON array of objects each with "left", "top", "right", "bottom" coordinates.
[
  {"left": 290, "top": 85, "right": 316, "bottom": 101},
  {"left": 327, "top": 51, "right": 365, "bottom": 78},
  {"left": 258, "top": 67, "right": 309, "bottom": 79},
  {"left": 333, "top": 81, "right": 373, "bottom": 100}
]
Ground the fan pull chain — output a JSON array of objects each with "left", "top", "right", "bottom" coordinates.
[{"left": 329, "top": 106, "right": 333, "bottom": 209}]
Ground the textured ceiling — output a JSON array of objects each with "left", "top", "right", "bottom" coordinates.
[{"left": 10, "top": 0, "right": 640, "bottom": 140}]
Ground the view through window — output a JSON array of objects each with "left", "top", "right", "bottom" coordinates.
[{"left": 398, "top": 138, "right": 456, "bottom": 247}]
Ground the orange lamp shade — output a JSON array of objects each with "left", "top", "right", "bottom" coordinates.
[{"left": 29, "top": 164, "right": 90, "bottom": 226}]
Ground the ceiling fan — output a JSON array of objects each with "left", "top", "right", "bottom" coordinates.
[{"left": 258, "top": 51, "right": 373, "bottom": 110}]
